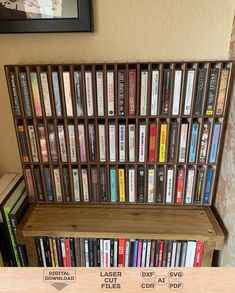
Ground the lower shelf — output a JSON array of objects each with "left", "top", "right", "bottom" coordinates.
[{"left": 16, "top": 204, "right": 224, "bottom": 267}]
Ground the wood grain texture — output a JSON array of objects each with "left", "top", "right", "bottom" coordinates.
[{"left": 16, "top": 204, "right": 224, "bottom": 245}]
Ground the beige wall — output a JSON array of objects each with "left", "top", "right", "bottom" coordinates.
[{"left": 0, "top": 0, "right": 234, "bottom": 176}]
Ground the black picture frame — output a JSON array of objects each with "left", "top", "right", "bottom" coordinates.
[{"left": 0, "top": 0, "right": 93, "bottom": 33}]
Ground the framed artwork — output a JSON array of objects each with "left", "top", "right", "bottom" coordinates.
[{"left": 0, "top": 0, "right": 92, "bottom": 33}]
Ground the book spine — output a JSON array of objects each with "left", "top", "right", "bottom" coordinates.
[
  {"left": 194, "top": 241, "right": 204, "bottom": 267},
  {"left": 141, "top": 240, "right": 147, "bottom": 267},
  {"left": 118, "top": 238, "right": 125, "bottom": 267},
  {"left": 133, "top": 240, "right": 138, "bottom": 267},
  {"left": 137, "top": 240, "right": 142, "bottom": 267},
  {"left": 124, "top": 240, "right": 130, "bottom": 267}
]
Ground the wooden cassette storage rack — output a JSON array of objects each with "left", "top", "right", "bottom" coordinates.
[{"left": 5, "top": 60, "right": 234, "bottom": 267}]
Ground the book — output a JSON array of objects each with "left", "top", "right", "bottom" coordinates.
[
  {"left": 40, "top": 72, "right": 52, "bottom": 116},
  {"left": 107, "top": 71, "right": 115, "bottom": 116},
  {"left": 183, "top": 69, "right": 195, "bottom": 115},
  {"left": 19, "top": 72, "right": 32, "bottom": 116},
  {"left": 172, "top": 70, "right": 182, "bottom": 116},
  {"left": 161, "top": 69, "right": 172, "bottom": 115},
  {"left": 128, "top": 69, "right": 136, "bottom": 116},
  {"left": 96, "top": 71, "right": 104, "bottom": 116},
  {"left": 74, "top": 71, "right": 84, "bottom": 117},
  {"left": 150, "top": 70, "right": 159, "bottom": 115},
  {"left": 29, "top": 72, "right": 42, "bottom": 117},
  {"left": 194, "top": 68, "right": 207, "bottom": 116},
  {"left": 118, "top": 238, "right": 125, "bottom": 267},
  {"left": 85, "top": 71, "right": 94, "bottom": 116},
  {"left": 140, "top": 70, "right": 148, "bottom": 116},
  {"left": 52, "top": 72, "right": 63, "bottom": 117},
  {"left": 205, "top": 68, "right": 219, "bottom": 115},
  {"left": 118, "top": 70, "right": 125, "bottom": 116},
  {"left": 194, "top": 241, "right": 204, "bottom": 267},
  {"left": 57, "top": 124, "right": 67, "bottom": 163},
  {"left": 185, "top": 241, "right": 196, "bottom": 267},
  {"left": 216, "top": 69, "right": 230, "bottom": 115}
]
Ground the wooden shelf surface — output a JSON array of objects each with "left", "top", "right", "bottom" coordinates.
[{"left": 16, "top": 204, "right": 224, "bottom": 250}]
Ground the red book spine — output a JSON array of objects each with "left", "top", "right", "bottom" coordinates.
[
  {"left": 128, "top": 69, "right": 136, "bottom": 116},
  {"left": 65, "top": 238, "right": 71, "bottom": 267},
  {"left": 176, "top": 168, "right": 184, "bottom": 204},
  {"left": 194, "top": 241, "right": 204, "bottom": 267},
  {"left": 149, "top": 124, "right": 157, "bottom": 162},
  {"left": 150, "top": 240, "right": 156, "bottom": 267},
  {"left": 118, "top": 238, "right": 125, "bottom": 267},
  {"left": 158, "top": 241, "right": 164, "bottom": 267}
]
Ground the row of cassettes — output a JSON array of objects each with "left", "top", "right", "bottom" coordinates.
[
  {"left": 17, "top": 118, "right": 222, "bottom": 165},
  {"left": 7, "top": 62, "right": 231, "bottom": 119},
  {"left": 35, "top": 237, "right": 204, "bottom": 268},
  {"left": 24, "top": 164, "right": 215, "bottom": 205}
]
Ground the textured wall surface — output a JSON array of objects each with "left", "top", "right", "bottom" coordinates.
[
  {"left": 215, "top": 13, "right": 235, "bottom": 267},
  {"left": 0, "top": 0, "right": 234, "bottom": 176}
]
